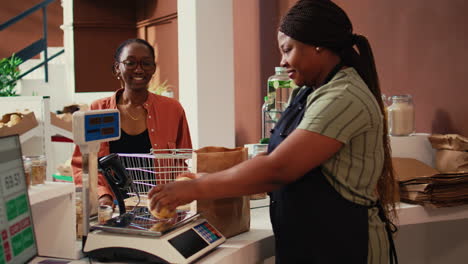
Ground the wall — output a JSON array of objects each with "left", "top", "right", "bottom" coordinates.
[
  {"left": 136, "top": 1, "right": 179, "bottom": 99},
  {"left": 336, "top": 0, "right": 468, "bottom": 136},
  {"left": 0, "top": 0, "right": 63, "bottom": 59},
  {"left": 8, "top": 0, "right": 467, "bottom": 145},
  {"left": 233, "top": 0, "right": 281, "bottom": 146},
  {"left": 72, "top": 0, "right": 179, "bottom": 96},
  {"left": 277, "top": 0, "right": 468, "bottom": 137},
  {"left": 73, "top": 0, "right": 136, "bottom": 93}
]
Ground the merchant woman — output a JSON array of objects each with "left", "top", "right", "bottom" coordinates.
[{"left": 149, "top": 0, "right": 398, "bottom": 263}]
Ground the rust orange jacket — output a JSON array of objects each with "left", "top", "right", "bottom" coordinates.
[{"left": 71, "top": 89, "right": 192, "bottom": 198}]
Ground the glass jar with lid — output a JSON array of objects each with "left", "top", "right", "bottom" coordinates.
[
  {"left": 267, "top": 66, "right": 295, "bottom": 118},
  {"left": 387, "top": 95, "right": 415, "bottom": 136},
  {"left": 24, "top": 155, "right": 47, "bottom": 185}
]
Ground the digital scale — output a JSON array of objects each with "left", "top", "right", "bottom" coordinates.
[
  {"left": 0, "top": 135, "right": 38, "bottom": 264},
  {"left": 85, "top": 216, "right": 225, "bottom": 263},
  {"left": 73, "top": 109, "right": 226, "bottom": 264}
]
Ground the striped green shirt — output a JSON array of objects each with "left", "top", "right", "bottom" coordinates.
[{"left": 295, "top": 67, "right": 389, "bottom": 263}]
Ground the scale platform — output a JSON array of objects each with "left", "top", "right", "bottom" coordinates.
[{"left": 84, "top": 209, "right": 226, "bottom": 263}]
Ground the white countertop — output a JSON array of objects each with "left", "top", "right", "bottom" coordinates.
[
  {"left": 28, "top": 181, "right": 74, "bottom": 205},
  {"left": 30, "top": 198, "right": 274, "bottom": 264},
  {"left": 30, "top": 196, "right": 468, "bottom": 264}
]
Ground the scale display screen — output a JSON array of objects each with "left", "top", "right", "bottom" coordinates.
[
  {"left": 169, "top": 229, "right": 208, "bottom": 259},
  {"left": 84, "top": 112, "right": 119, "bottom": 142},
  {"left": 168, "top": 222, "right": 222, "bottom": 259},
  {"left": 0, "top": 136, "right": 37, "bottom": 264}
]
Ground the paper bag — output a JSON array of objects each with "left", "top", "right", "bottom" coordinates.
[
  {"left": 428, "top": 134, "right": 468, "bottom": 151},
  {"left": 435, "top": 150, "right": 468, "bottom": 173},
  {"left": 428, "top": 134, "right": 468, "bottom": 173},
  {"left": 194, "top": 146, "right": 250, "bottom": 238}
]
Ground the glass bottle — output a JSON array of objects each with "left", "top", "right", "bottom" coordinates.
[
  {"left": 387, "top": 95, "right": 415, "bottom": 136},
  {"left": 267, "top": 67, "right": 295, "bottom": 119}
]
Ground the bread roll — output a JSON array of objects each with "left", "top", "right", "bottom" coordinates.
[
  {"left": 149, "top": 221, "right": 173, "bottom": 232},
  {"left": 176, "top": 176, "right": 193, "bottom": 182},
  {"left": 148, "top": 204, "right": 176, "bottom": 219},
  {"left": 176, "top": 173, "right": 196, "bottom": 181},
  {"left": 7, "top": 114, "right": 22, "bottom": 127},
  {"left": 9, "top": 114, "right": 22, "bottom": 123}
]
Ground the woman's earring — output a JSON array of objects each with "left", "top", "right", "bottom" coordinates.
[{"left": 315, "top": 47, "right": 321, "bottom": 52}]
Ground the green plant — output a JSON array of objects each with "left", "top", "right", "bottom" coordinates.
[
  {"left": 148, "top": 79, "right": 173, "bottom": 95},
  {"left": 0, "top": 54, "right": 22, "bottom": 96}
]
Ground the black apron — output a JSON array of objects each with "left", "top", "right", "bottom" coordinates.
[{"left": 267, "top": 65, "right": 397, "bottom": 264}]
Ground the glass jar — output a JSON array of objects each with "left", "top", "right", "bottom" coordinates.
[
  {"left": 387, "top": 95, "right": 415, "bottom": 136},
  {"left": 253, "top": 144, "right": 268, "bottom": 157},
  {"left": 25, "top": 155, "right": 47, "bottom": 185},
  {"left": 98, "top": 205, "right": 113, "bottom": 224},
  {"left": 22, "top": 156, "right": 32, "bottom": 189}
]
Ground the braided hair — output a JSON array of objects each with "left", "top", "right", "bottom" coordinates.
[{"left": 280, "top": 0, "right": 398, "bottom": 221}]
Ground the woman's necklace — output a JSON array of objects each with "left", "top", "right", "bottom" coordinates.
[
  {"left": 125, "top": 106, "right": 140, "bottom": 121},
  {"left": 118, "top": 92, "right": 147, "bottom": 121}
]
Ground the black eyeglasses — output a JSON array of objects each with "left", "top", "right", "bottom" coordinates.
[{"left": 120, "top": 60, "right": 156, "bottom": 70}]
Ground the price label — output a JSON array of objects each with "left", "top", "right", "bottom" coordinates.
[{"left": 0, "top": 169, "right": 24, "bottom": 198}]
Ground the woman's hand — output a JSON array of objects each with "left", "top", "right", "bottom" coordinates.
[
  {"left": 99, "top": 195, "right": 114, "bottom": 207},
  {"left": 148, "top": 174, "right": 200, "bottom": 213}
]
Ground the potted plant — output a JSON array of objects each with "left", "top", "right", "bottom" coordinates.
[
  {"left": 0, "top": 54, "right": 22, "bottom": 96},
  {"left": 148, "top": 78, "right": 174, "bottom": 98}
]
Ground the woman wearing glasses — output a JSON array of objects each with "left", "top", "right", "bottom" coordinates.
[{"left": 71, "top": 38, "right": 192, "bottom": 206}]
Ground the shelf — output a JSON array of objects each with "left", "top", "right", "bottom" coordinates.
[
  {"left": 397, "top": 202, "right": 468, "bottom": 226},
  {"left": 19, "top": 126, "right": 42, "bottom": 143},
  {"left": 247, "top": 198, "right": 468, "bottom": 228},
  {"left": 50, "top": 124, "right": 73, "bottom": 141},
  {"left": 28, "top": 181, "right": 75, "bottom": 205}
]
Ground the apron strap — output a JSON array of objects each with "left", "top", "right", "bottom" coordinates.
[{"left": 376, "top": 202, "right": 399, "bottom": 264}]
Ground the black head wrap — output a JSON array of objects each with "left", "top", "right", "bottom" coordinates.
[{"left": 279, "top": 0, "right": 356, "bottom": 52}]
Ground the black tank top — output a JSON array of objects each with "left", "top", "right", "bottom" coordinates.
[{"left": 109, "top": 129, "right": 152, "bottom": 154}]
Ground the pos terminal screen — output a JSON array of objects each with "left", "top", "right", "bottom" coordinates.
[{"left": 0, "top": 135, "right": 38, "bottom": 264}]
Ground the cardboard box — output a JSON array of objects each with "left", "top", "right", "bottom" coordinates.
[
  {"left": 0, "top": 111, "right": 39, "bottom": 137},
  {"left": 393, "top": 157, "right": 439, "bottom": 182},
  {"left": 50, "top": 112, "right": 72, "bottom": 132}
]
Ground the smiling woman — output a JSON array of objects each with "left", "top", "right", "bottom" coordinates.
[{"left": 71, "top": 38, "right": 193, "bottom": 207}]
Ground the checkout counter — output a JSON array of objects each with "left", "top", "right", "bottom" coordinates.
[
  {"left": 29, "top": 134, "right": 468, "bottom": 263},
  {"left": 29, "top": 198, "right": 275, "bottom": 264},
  {"left": 28, "top": 197, "right": 468, "bottom": 264}
]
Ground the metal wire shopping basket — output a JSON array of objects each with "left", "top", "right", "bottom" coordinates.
[
  {"left": 95, "top": 149, "right": 196, "bottom": 236},
  {"left": 118, "top": 148, "right": 193, "bottom": 199}
]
